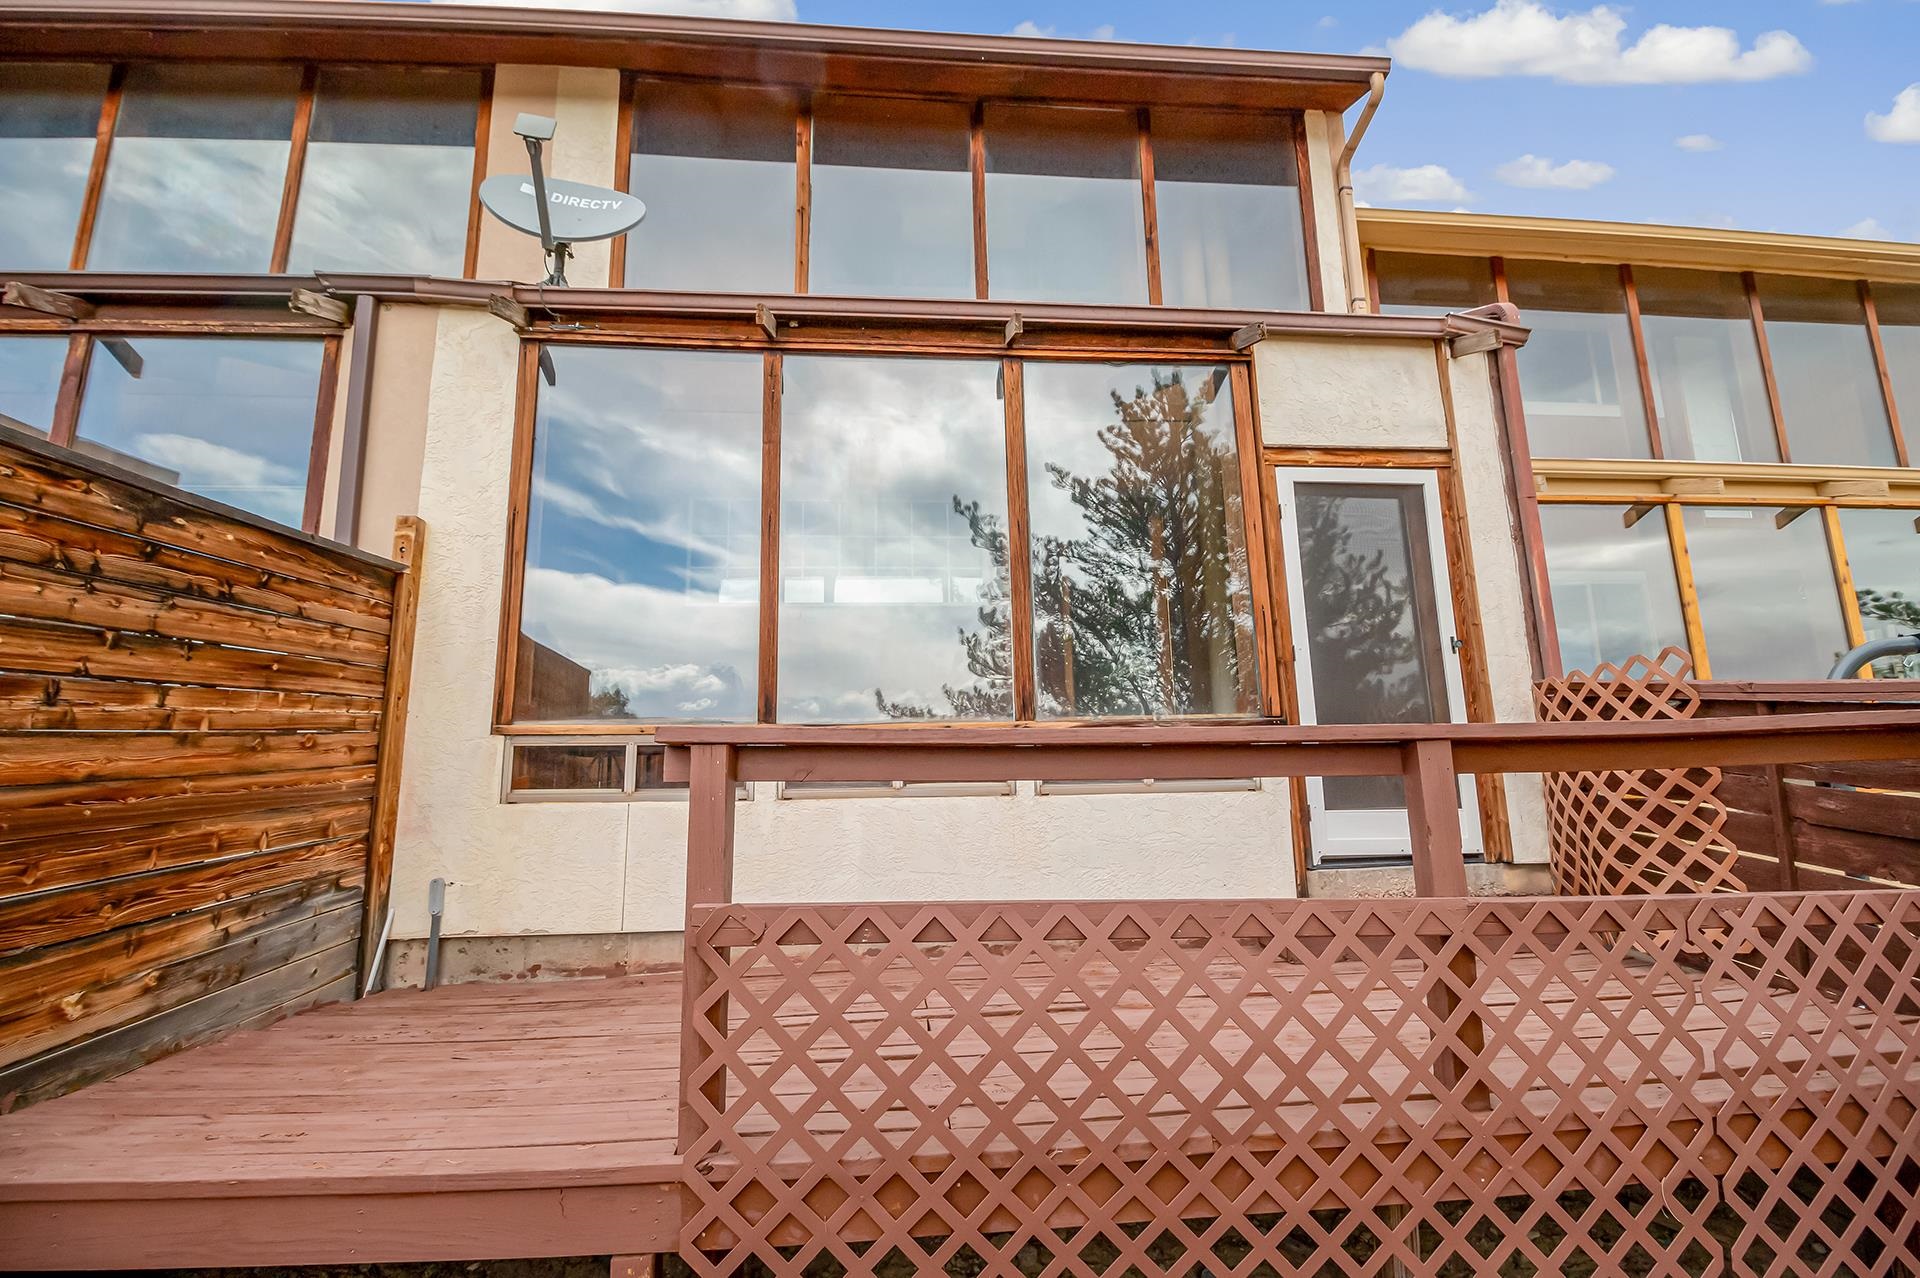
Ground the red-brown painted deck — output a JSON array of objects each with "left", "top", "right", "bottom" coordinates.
[{"left": 3, "top": 940, "right": 1915, "bottom": 1272}]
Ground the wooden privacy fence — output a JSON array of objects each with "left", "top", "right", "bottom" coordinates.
[
  {"left": 658, "top": 717, "right": 1920, "bottom": 1278},
  {"left": 1538, "top": 649, "right": 1920, "bottom": 895},
  {"left": 0, "top": 425, "right": 421, "bottom": 1110}
]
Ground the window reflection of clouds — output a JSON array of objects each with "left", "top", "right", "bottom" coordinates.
[
  {"left": 1539, "top": 504, "right": 1687, "bottom": 673},
  {"left": 72, "top": 336, "right": 323, "bottom": 527},
  {"left": 1684, "top": 506, "right": 1848, "bottom": 680},
  {"left": 1151, "top": 109, "right": 1308, "bottom": 311},
  {"left": 1837, "top": 509, "right": 1920, "bottom": 678},
  {"left": 0, "top": 336, "right": 66, "bottom": 437},
  {"left": 986, "top": 105, "right": 1147, "bottom": 305},
  {"left": 1758, "top": 276, "right": 1895, "bottom": 468},
  {"left": 90, "top": 65, "right": 299, "bottom": 273},
  {"left": 808, "top": 96, "right": 973, "bottom": 299},
  {"left": 0, "top": 63, "right": 107, "bottom": 269},
  {"left": 516, "top": 346, "right": 762, "bottom": 723},
  {"left": 778, "top": 356, "right": 1010, "bottom": 723},
  {"left": 286, "top": 68, "right": 479, "bottom": 276}
]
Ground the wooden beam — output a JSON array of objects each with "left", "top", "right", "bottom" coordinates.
[
  {"left": 1406, "top": 739, "right": 1466, "bottom": 897},
  {"left": 1773, "top": 506, "right": 1812, "bottom": 530},
  {"left": 269, "top": 65, "right": 319, "bottom": 275},
  {"left": 755, "top": 303, "right": 778, "bottom": 340},
  {"left": 1664, "top": 502, "right": 1711, "bottom": 678},
  {"left": 1860, "top": 281, "right": 1909, "bottom": 468},
  {"left": 1137, "top": 106, "right": 1162, "bottom": 307},
  {"left": 678, "top": 742, "right": 739, "bottom": 1149},
  {"left": 463, "top": 67, "right": 495, "bottom": 281},
  {"left": 1447, "top": 328, "right": 1499, "bottom": 358},
  {"left": 792, "top": 102, "right": 811, "bottom": 294},
  {"left": 361, "top": 515, "right": 424, "bottom": 984},
  {"left": 1622, "top": 501, "right": 1659, "bottom": 529},
  {"left": 1662, "top": 476, "right": 1724, "bottom": 496},
  {"left": 2, "top": 281, "right": 93, "bottom": 321},
  {"left": 1004, "top": 314, "right": 1023, "bottom": 346},
  {"left": 1744, "top": 270, "right": 1792, "bottom": 463},
  {"left": 1229, "top": 321, "right": 1269, "bottom": 351},
  {"left": 757, "top": 352, "right": 781, "bottom": 723},
  {"left": 1001, "top": 358, "right": 1035, "bottom": 722},
  {"left": 288, "top": 287, "right": 350, "bottom": 325},
  {"left": 1619, "top": 264, "right": 1665, "bottom": 460},
  {"left": 68, "top": 64, "right": 125, "bottom": 271},
  {"left": 487, "top": 293, "right": 531, "bottom": 328},
  {"left": 1816, "top": 478, "right": 1891, "bottom": 499}
]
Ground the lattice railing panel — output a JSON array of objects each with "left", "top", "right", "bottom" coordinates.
[
  {"left": 1536, "top": 648, "right": 1743, "bottom": 896},
  {"left": 679, "top": 891, "right": 1920, "bottom": 1277}
]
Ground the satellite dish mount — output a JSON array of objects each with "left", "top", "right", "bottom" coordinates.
[
  {"left": 517, "top": 114, "right": 570, "bottom": 287},
  {"left": 479, "top": 113, "right": 647, "bottom": 289}
]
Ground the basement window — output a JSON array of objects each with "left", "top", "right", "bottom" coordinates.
[
  {"left": 779, "top": 780, "right": 1014, "bottom": 799},
  {"left": 503, "top": 740, "right": 750, "bottom": 803}
]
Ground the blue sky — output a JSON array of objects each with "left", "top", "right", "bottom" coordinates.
[{"left": 467, "top": 0, "right": 1919, "bottom": 241}]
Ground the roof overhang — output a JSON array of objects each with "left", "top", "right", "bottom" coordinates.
[
  {"left": 0, "top": 0, "right": 1390, "bottom": 112},
  {"left": 1358, "top": 208, "right": 1920, "bottom": 284}
]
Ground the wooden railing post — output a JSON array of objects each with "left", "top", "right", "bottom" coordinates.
[
  {"left": 677, "top": 743, "right": 739, "bottom": 1151},
  {"left": 1402, "top": 739, "right": 1489, "bottom": 1108}
]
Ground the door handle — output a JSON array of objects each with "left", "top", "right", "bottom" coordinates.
[{"left": 1449, "top": 635, "right": 1463, "bottom": 654}]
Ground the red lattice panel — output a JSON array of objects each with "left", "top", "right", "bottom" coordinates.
[
  {"left": 679, "top": 891, "right": 1920, "bottom": 1277},
  {"left": 1536, "top": 648, "right": 1743, "bottom": 896}
]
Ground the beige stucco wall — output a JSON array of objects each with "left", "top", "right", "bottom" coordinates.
[
  {"left": 346, "top": 303, "right": 439, "bottom": 556},
  {"left": 473, "top": 65, "right": 624, "bottom": 287},
  {"left": 1254, "top": 336, "right": 1448, "bottom": 448},
  {"left": 1301, "top": 111, "right": 1349, "bottom": 313}
]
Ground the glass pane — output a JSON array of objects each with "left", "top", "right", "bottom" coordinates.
[
  {"left": 1151, "top": 109, "right": 1308, "bottom": 311},
  {"left": 808, "top": 96, "right": 972, "bottom": 299},
  {"left": 1025, "top": 362, "right": 1255, "bottom": 718},
  {"left": 1636, "top": 268, "right": 1777, "bottom": 463},
  {"left": 1871, "top": 283, "right": 1920, "bottom": 465},
  {"left": 1683, "top": 506, "right": 1848, "bottom": 680},
  {"left": 515, "top": 346, "right": 761, "bottom": 723},
  {"left": 89, "top": 64, "right": 299, "bottom": 273},
  {"left": 624, "top": 80, "right": 794, "bottom": 293},
  {"left": 778, "top": 356, "right": 1009, "bottom": 722},
  {"left": 72, "top": 336, "right": 323, "bottom": 526},
  {"left": 1837, "top": 509, "right": 1920, "bottom": 678},
  {"left": 985, "top": 104, "right": 1145, "bottom": 305},
  {"left": 1373, "top": 251, "right": 1495, "bottom": 317},
  {"left": 285, "top": 67, "right": 479, "bottom": 276},
  {"left": 632, "top": 743, "right": 690, "bottom": 792},
  {"left": 1504, "top": 260, "right": 1649, "bottom": 459},
  {"left": 508, "top": 743, "right": 625, "bottom": 792},
  {"left": 1296, "top": 483, "right": 1449, "bottom": 810},
  {"left": 1538, "top": 504, "right": 1688, "bottom": 674},
  {"left": 1757, "top": 275, "right": 1895, "bottom": 467},
  {"left": 0, "top": 62, "right": 106, "bottom": 270},
  {"left": 0, "top": 335, "right": 67, "bottom": 437}
]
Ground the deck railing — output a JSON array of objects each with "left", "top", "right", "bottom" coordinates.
[{"left": 658, "top": 713, "right": 1920, "bottom": 1278}]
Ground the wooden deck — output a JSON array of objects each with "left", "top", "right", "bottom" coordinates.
[{"left": 4, "top": 930, "right": 1915, "bottom": 1272}]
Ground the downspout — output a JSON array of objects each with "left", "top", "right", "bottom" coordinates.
[{"left": 1336, "top": 71, "right": 1387, "bottom": 314}]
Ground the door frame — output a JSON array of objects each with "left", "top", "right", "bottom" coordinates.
[{"left": 1271, "top": 464, "right": 1484, "bottom": 863}]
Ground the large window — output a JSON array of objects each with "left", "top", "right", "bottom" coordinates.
[
  {"left": 1372, "top": 252, "right": 1496, "bottom": 317},
  {"left": 1635, "top": 268, "right": 1778, "bottom": 464},
  {"left": 1538, "top": 504, "right": 1687, "bottom": 672},
  {"left": 505, "top": 347, "right": 1261, "bottom": 726},
  {"left": 70, "top": 336, "right": 327, "bottom": 527},
  {"left": 1504, "top": 260, "right": 1649, "bottom": 459},
  {"left": 0, "top": 335, "right": 66, "bottom": 437},
  {"left": 807, "top": 96, "right": 973, "bottom": 299},
  {"left": 1837, "top": 509, "right": 1920, "bottom": 678},
  {"left": 285, "top": 67, "right": 481, "bottom": 276},
  {"left": 624, "top": 80, "right": 797, "bottom": 294},
  {"left": 1150, "top": 109, "right": 1309, "bottom": 311},
  {"left": 1757, "top": 275, "right": 1896, "bottom": 468},
  {"left": 1682, "top": 506, "right": 1848, "bottom": 681},
  {"left": 0, "top": 63, "right": 107, "bottom": 270},
  {"left": 984, "top": 105, "right": 1147, "bottom": 305},
  {"left": 778, "top": 357, "right": 1010, "bottom": 721},
  {"left": 511, "top": 346, "right": 763, "bottom": 723},
  {"left": 1022, "top": 361, "right": 1256, "bottom": 718}
]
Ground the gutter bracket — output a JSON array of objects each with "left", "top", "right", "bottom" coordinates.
[
  {"left": 1448, "top": 329, "right": 1501, "bottom": 358},
  {"left": 1004, "top": 314, "right": 1024, "bottom": 346},
  {"left": 289, "top": 287, "right": 351, "bottom": 325},
  {"left": 756, "top": 303, "right": 778, "bottom": 340},
  {"left": 488, "top": 294, "right": 532, "bottom": 329},
  {"left": 2, "top": 280, "right": 93, "bottom": 321},
  {"left": 1229, "top": 321, "right": 1269, "bottom": 351}
]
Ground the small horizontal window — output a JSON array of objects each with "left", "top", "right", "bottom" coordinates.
[
  {"left": 779, "top": 780, "right": 1014, "bottom": 800},
  {"left": 1036, "top": 777, "right": 1260, "bottom": 796},
  {"left": 503, "top": 740, "right": 748, "bottom": 803}
]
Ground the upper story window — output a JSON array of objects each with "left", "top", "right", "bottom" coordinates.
[
  {"left": 1372, "top": 251, "right": 1496, "bottom": 317},
  {"left": 0, "top": 60, "right": 483, "bottom": 276},
  {"left": 1150, "top": 109, "right": 1310, "bottom": 312},
  {"left": 0, "top": 335, "right": 65, "bottom": 437},
  {"left": 0, "top": 63, "right": 108, "bottom": 270},
  {"left": 1755, "top": 275, "right": 1896, "bottom": 469},
  {"left": 286, "top": 67, "right": 481, "bottom": 276},
  {"left": 617, "top": 79, "right": 1316, "bottom": 311},
  {"left": 1880, "top": 284, "right": 1920, "bottom": 464},
  {"left": 983, "top": 105, "right": 1146, "bottom": 306},
  {"left": 624, "top": 80, "right": 797, "bottom": 294},
  {"left": 1629, "top": 268, "right": 1777, "bottom": 464},
  {"left": 1503, "top": 260, "right": 1649, "bottom": 460}
]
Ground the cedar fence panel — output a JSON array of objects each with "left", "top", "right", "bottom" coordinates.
[{"left": 0, "top": 424, "right": 419, "bottom": 1112}]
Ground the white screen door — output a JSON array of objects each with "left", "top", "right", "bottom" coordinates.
[{"left": 1274, "top": 467, "right": 1482, "bottom": 862}]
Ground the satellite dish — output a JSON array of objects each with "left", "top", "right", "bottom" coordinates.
[{"left": 479, "top": 174, "right": 646, "bottom": 243}]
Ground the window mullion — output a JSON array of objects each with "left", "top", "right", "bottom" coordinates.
[
  {"left": 464, "top": 68, "right": 498, "bottom": 282},
  {"left": 1619, "top": 264, "right": 1665, "bottom": 460},
  {"left": 969, "top": 101, "right": 988, "bottom": 300},
  {"left": 1743, "top": 269, "right": 1792, "bottom": 463},
  {"left": 1001, "top": 358, "right": 1036, "bottom": 722},
  {"left": 758, "top": 351, "right": 782, "bottom": 723},
  {"left": 68, "top": 64, "right": 126, "bottom": 271},
  {"left": 1137, "top": 107, "right": 1162, "bottom": 307},
  {"left": 49, "top": 333, "right": 93, "bottom": 447},
  {"left": 1821, "top": 505, "right": 1872, "bottom": 677},
  {"left": 269, "top": 65, "right": 319, "bottom": 276},
  {"left": 1860, "top": 281, "right": 1911, "bottom": 468},
  {"left": 793, "top": 100, "right": 812, "bottom": 294},
  {"left": 1662, "top": 502, "right": 1711, "bottom": 677}
]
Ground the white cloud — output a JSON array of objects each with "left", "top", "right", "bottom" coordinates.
[
  {"left": 1494, "top": 154, "right": 1616, "bottom": 189},
  {"left": 1840, "top": 217, "right": 1893, "bottom": 240},
  {"left": 1866, "top": 85, "right": 1920, "bottom": 143},
  {"left": 442, "top": 0, "right": 795, "bottom": 14},
  {"left": 1352, "top": 163, "right": 1471, "bottom": 204},
  {"left": 1317, "top": 15, "right": 1338, "bottom": 28},
  {"left": 1009, "top": 19, "right": 1118, "bottom": 39},
  {"left": 132, "top": 433, "right": 300, "bottom": 489},
  {"left": 1674, "top": 133, "right": 1722, "bottom": 152},
  {"left": 1386, "top": 1, "right": 1811, "bottom": 84}
]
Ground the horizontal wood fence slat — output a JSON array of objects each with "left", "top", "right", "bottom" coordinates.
[{"left": 0, "top": 424, "right": 416, "bottom": 1112}]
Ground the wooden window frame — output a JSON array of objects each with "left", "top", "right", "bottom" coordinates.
[
  {"left": 55, "top": 59, "right": 490, "bottom": 277},
  {"left": 4, "top": 316, "right": 343, "bottom": 535},
  {"left": 493, "top": 328, "right": 1267, "bottom": 736}
]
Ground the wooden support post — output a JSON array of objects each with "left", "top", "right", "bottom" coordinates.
[
  {"left": 360, "top": 516, "right": 424, "bottom": 987},
  {"left": 1403, "top": 739, "right": 1467, "bottom": 897},
  {"left": 677, "top": 742, "right": 739, "bottom": 1151}
]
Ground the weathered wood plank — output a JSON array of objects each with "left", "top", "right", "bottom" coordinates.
[
  {"left": 0, "top": 764, "right": 375, "bottom": 845},
  {"left": 1785, "top": 783, "right": 1920, "bottom": 842},
  {"left": 0, "top": 501, "right": 392, "bottom": 635},
  {"left": 0, "top": 838, "right": 366, "bottom": 956},
  {"left": 0, "top": 802, "right": 372, "bottom": 900},
  {"left": 0, "top": 616, "right": 387, "bottom": 696},
  {"left": 0, "top": 674, "right": 380, "bottom": 732},
  {"left": 0, "top": 729, "right": 378, "bottom": 788},
  {"left": 0, "top": 557, "right": 391, "bottom": 666}
]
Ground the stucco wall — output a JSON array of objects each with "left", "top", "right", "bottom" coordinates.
[
  {"left": 1254, "top": 336, "right": 1448, "bottom": 448},
  {"left": 1301, "top": 111, "right": 1349, "bottom": 313},
  {"left": 474, "top": 65, "right": 624, "bottom": 287}
]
